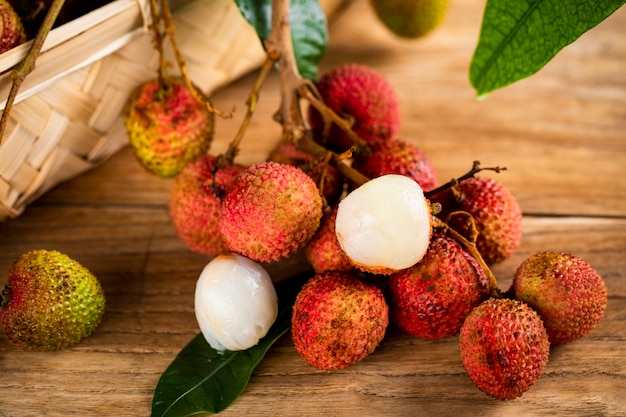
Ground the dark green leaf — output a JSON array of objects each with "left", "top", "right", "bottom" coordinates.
[
  {"left": 234, "top": 0, "right": 328, "bottom": 80},
  {"left": 470, "top": 0, "right": 625, "bottom": 97},
  {"left": 151, "top": 273, "right": 310, "bottom": 417}
]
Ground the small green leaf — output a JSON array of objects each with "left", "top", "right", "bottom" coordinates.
[
  {"left": 234, "top": 0, "right": 328, "bottom": 80},
  {"left": 151, "top": 273, "right": 310, "bottom": 417},
  {"left": 470, "top": 0, "right": 625, "bottom": 96}
]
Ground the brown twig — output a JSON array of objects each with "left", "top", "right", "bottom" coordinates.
[
  {"left": 424, "top": 160, "right": 507, "bottom": 199},
  {"left": 0, "top": 0, "right": 66, "bottom": 146}
]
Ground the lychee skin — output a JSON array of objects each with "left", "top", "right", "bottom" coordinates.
[
  {"left": 169, "top": 155, "right": 245, "bottom": 257},
  {"left": 1, "top": 250, "right": 106, "bottom": 351},
  {"left": 0, "top": 0, "right": 26, "bottom": 53},
  {"left": 219, "top": 161, "right": 323, "bottom": 264},
  {"left": 388, "top": 234, "right": 489, "bottom": 339},
  {"left": 308, "top": 64, "right": 401, "bottom": 152},
  {"left": 512, "top": 252, "right": 608, "bottom": 345},
  {"left": 124, "top": 76, "right": 215, "bottom": 178},
  {"left": 351, "top": 138, "right": 438, "bottom": 192},
  {"left": 370, "top": 0, "right": 449, "bottom": 39},
  {"left": 291, "top": 271, "right": 389, "bottom": 370},
  {"left": 304, "top": 206, "right": 354, "bottom": 274},
  {"left": 459, "top": 298, "right": 550, "bottom": 400}
]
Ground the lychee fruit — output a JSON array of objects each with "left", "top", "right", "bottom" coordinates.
[
  {"left": 388, "top": 233, "right": 489, "bottom": 340},
  {"left": 304, "top": 206, "right": 354, "bottom": 274},
  {"left": 459, "top": 298, "right": 550, "bottom": 400},
  {"left": 308, "top": 63, "right": 401, "bottom": 152},
  {"left": 370, "top": 0, "right": 449, "bottom": 39},
  {"left": 168, "top": 154, "right": 245, "bottom": 257},
  {"left": 291, "top": 271, "right": 389, "bottom": 370},
  {"left": 432, "top": 176, "right": 522, "bottom": 265},
  {"left": 124, "top": 76, "right": 215, "bottom": 178},
  {"left": 351, "top": 138, "right": 438, "bottom": 191},
  {"left": 511, "top": 251, "right": 608, "bottom": 345},
  {"left": 0, "top": 0, "right": 26, "bottom": 54},
  {"left": 194, "top": 253, "right": 278, "bottom": 351},
  {"left": 335, "top": 174, "right": 432, "bottom": 274},
  {"left": 1, "top": 249, "right": 106, "bottom": 351},
  {"left": 219, "top": 161, "right": 323, "bottom": 263}
]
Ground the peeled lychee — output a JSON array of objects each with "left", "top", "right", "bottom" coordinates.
[
  {"left": 388, "top": 233, "right": 489, "bottom": 339},
  {"left": 351, "top": 138, "right": 437, "bottom": 191},
  {"left": 0, "top": 0, "right": 25, "bottom": 53},
  {"left": 1, "top": 250, "right": 106, "bottom": 351},
  {"left": 308, "top": 63, "right": 401, "bottom": 152},
  {"left": 124, "top": 76, "right": 215, "bottom": 178},
  {"left": 168, "top": 154, "right": 245, "bottom": 257},
  {"left": 512, "top": 251, "right": 608, "bottom": 345},
  {"left": 370, "top": 0, "right": 449, "bottom": 39},
  {"left": 304, "top": 206, "right": 354, "bottom": 274},
  {"left": 335, "top": 174, "right": 432, "bottom": 274},
  {"left": 291, "top": 271, "right": 389, "bottom": 370},
  {"left": 459, "top": 298, "right": 550, "bottom": 400},
  {"left": 219, "top": 161, "right": 323, "bottom": 263}
]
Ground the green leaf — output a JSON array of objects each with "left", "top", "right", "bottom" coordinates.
[
  {"left": 470, "top": 0, "right": 625, "bottom": 97},
  {"left": 151, "top": 273, "right": 310, "bottom": 417},
  {"left": 234, "top": 0, "right": 328, "bottom": 80}
]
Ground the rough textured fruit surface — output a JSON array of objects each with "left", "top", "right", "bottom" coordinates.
[
  {"left": 370, "top": 0, "right": 449, "bottom": 39},
  {"left": 352, "top": 138, "right": 437, "bottom": 191},
  {"left": 124, "top": 76, "right": 215, "bottom": 178},
  {"left": 512, "top": 251, "right": 608, "bottom": 345},
  {"left": 459, "top": 298, "right": 550, "bottom": 400},
  {"left": 308, "top": 64, "right": 401, "bottom": 152},
  {"left": 0, "top": 0, "right": 26, "bottom": 53},
  {"left": 169, "top": 155, "right": 245, "bottom": 257},
  {"left": 434, "top": 176, "right": 522, "bottom": 265},
  {"left": 304, "top": 206, "right": 354, "bottom": 274},
  {"left": 219, "top": 161, "right": 323, "bottom": 263},
  {"left": 1, "top": 250, "right": 105, "bottom": 351},
  {"left": 291, "top": 271, "right": 389, "bottom": 370},
  {"left": 389, "top": 234, "right": 489, "bottom": 339}
]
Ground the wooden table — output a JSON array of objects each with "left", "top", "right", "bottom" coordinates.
[{"left": 1, "top": 1, "right": 625, "bottom": 415}]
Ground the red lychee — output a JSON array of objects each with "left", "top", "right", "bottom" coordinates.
[
  {"left": 308, "top": 63, "right": 401, "bottom": 152},
  {"left": 304, "top": 206, "right": 354, "bottom": 274},
  {"left": 291, "top": 271, "right": 389, "bottom": 370},
  {"left": 388, "top": 233, "right": 489, "bottom": 339},
  {"left": 0, "top": 0, "right": 26, "bottom": 54},
  {"left": 459, "top": 298, "right": 550, "bottom": 400},
  {"left": 219, "top": 161, "right": 323, "bottom": 263},
  {"left": 124, "top": 76, "right": 215, "bottom": 178},
  {"left": 168, "top": 154, "right": 245, "bottom": 257},
  {"left": 512, "top": 251, "right": 608, "bottom": 345}
]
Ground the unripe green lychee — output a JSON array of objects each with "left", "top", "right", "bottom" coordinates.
[
  {"left": 291, "top": 271, "right": 389, "bottom": 370},
  {"left": 219, "top": 161, "right": 323, "bottom": 263},
  {"left": 512, "top": 251, "right": 608, "bottom": 345},
  {"left": 1, "top": 250, "right": 106, "bottom": 351},
  {"left": 0, "top": 0, "right": 26, "bottom": 54},
  {"left": 124, "top": 76, "right": 215, "bottom": 178},
  {"left": 168, "top": 154, "right": 245, "bottom": 257},
  {"left": 370, "top": 0, "right": 449, "bottom": 39}
]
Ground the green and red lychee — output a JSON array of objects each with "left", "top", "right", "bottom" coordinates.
[
  {"left": 0, "top": 0, "right": 26, "bottom": 54},
  {"left": 388, "top": 233, "right": 489, "bottom": 339},
  {"left": 459, "top": 298, "right": 550, "bottom": 400},
  {"left": 512, "top": 251, "right": 608, "bottom": 345},
  {"left": 370, "top": 0, "right": 449, "bottom": 39},
  {"left": 169, "top": 154, "right": 245, "bottom": 257},
  {"left": 1, "top": 249, "right": 106, "bottom": 351},
  {"left": 219, "top": 161, "right": 323, "bottom": 263},
  {"left": 291, "top": 271, "right": 389, "bottom": 370},
  {"left": 124, "top": 76, "right": 215, "bottom": 178}
]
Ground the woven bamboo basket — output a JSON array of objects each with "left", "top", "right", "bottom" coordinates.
[{"left": 0, "top": 0, "right": 346, "bottom": 221}]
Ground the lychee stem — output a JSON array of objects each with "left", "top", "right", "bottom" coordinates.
[{"left": 424, "top": 160, "right": 507, "bottom": 199}]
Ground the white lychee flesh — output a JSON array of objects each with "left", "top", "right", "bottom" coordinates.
[
  {"left": 194, "top": 253, "right": 278, "bottom": 351},
  {"left": 335, "top": 174, "right": 431, "bottom": 273}
]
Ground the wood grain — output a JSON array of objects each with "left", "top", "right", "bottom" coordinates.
[{"left": 1, "top": 0, "right": 625, "bottom": 416}]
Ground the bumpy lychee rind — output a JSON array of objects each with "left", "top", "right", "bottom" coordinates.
[
  {"left": 219, "top": 161, "right": 323, "bottom": 263},
  {"left": 1, "top": 250, "right": 106, "bottom": 351},
  {"left": 389, "top": 234, "right": 489, "bottom": 339},
  {"left": 512, "top": 252, "right": 608, "bottom": 345},
  {"left": 370, "top": 0, "right": 449, "bottom": 39},
  {"left": 459, "top": 298, "right": 550, "bottom": 400},
  {"left": 291, "top": 271, "right": 389, "bottom": 370},
  {"left": 0, "top": 0, "right": 26, "bottom": 54},
  {"left": 124, "top": 76, "right": 215, "bottom": 178},
  {"left": 169, "top": 155, "right": 245, "bottom": 257},
  {"left": 351, "top": 138, "right": 437, "bottom": 192},
  {"left": 304, "top": 206, "right": 354, "bottom": 274},
  {"left": 308, "top": 64, "right": 401, "bottom": 152}
]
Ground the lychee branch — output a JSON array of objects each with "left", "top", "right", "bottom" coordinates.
[{"left": 424, "top": 160, "right": 507, "bottom": 199}]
